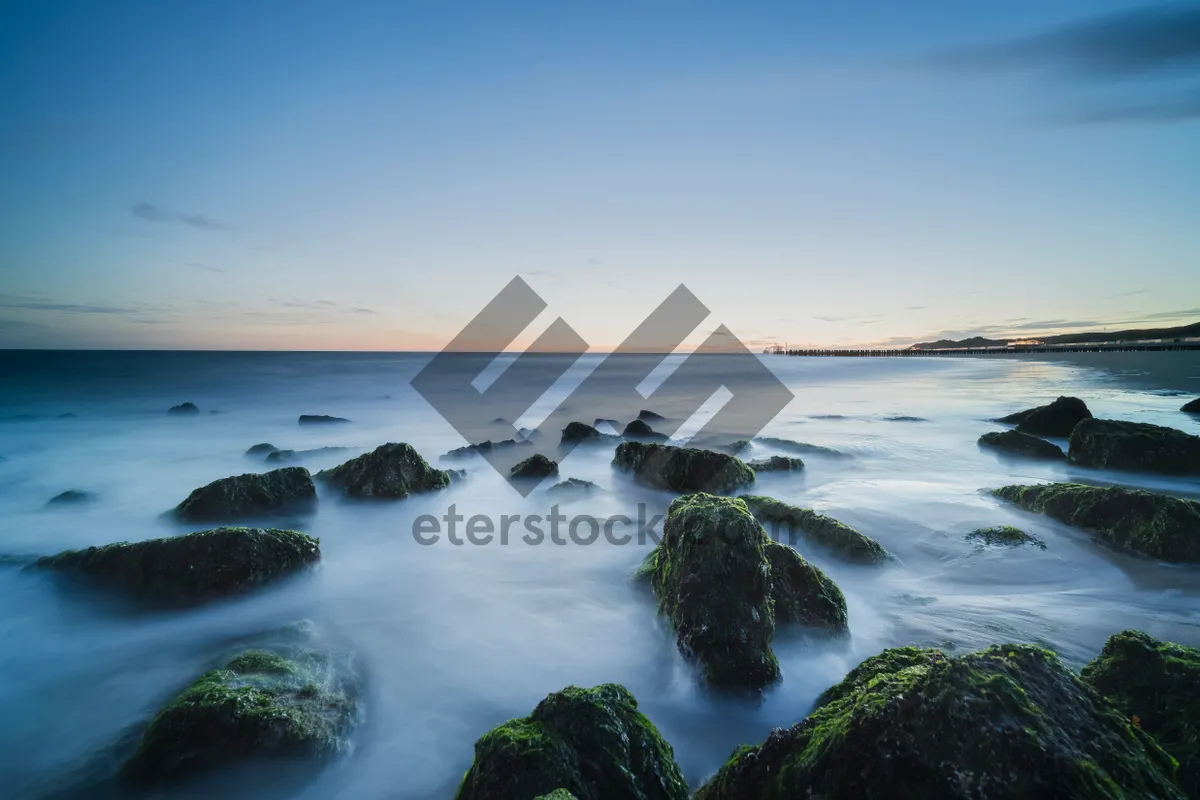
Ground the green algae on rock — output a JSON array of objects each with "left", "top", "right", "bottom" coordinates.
[
  {"left": 532, "top": 791, "right": 578, "bottom": 800},
  {"left": 739, "top": 495, "right": 891, "bottom": 565},
  {"left": 560, "top": 421, "right": 617, "bottom": 445},
  {"left": 966, "top": 525, "right": 1046, "bottom": 550},
  {"left": 120, "top": 646, "right": 358, "bottom": 786},
  {"left": 694, "top": 643, "right": 1184, "bottom": 800},
  {"left": 613, "top": 442, "right": 754, "bottom": 495},
  {"left": 455, "top": 683, "right": 688, "bottom": 800},
  {"left": 746, "top": 455, "right": 804, "bottom": 472},
  {"left": 316, "top": 443, "right": 449, "bottom": 499},
  {"left": 31, "top": 527, "right": 320, "bottom": 607},
  {"left": 1082, "top": 630, "right": 1200, "bottom": 798},
  {"left": 763, "top": 539, "right": 847, "bottom": 630},
  {"left": 992, "top": 482, "right": 1200, "bottom": 563},
  {"left": 546, "top": 478, "right": 598, "bottom": 498},
  {"left": 1068, "top": 418, "right": 1200, "bottom": 476},
  {"left": 511, "top": 453, "right": 559, "bottom": 479},
  {"left": 174, "top": 466, "right": 316, "bottom": 522},
  {"left": 998, "top": 395, "right": 1092, "bottom": 438},
  {"left": 978, "top": 429, "right": 1066, "bottom": 460}
]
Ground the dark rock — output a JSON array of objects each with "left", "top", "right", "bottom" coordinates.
[
  {"left": 966, "top": 525, "right": 1046, "bottom": 550},
  {"left": 882, "top": 415, "right": 926, "bottom": 422},
  {"left": 45, "top": 489, "right": 97, "bottom": 506},
  {"left": 746, "top": 455, "right": 804, "bottom": 472},
  {"left": 442, "top": 438, "right": 531, "bottom": 460},
  {"left": 456, "top": 683, "right": 687, "bottom": 800},
  {"left": 740, "top": 495, "right": 890, "bottom": 565},
  {"left": 978, "top": 429, "right": 1066, "bottom": 460},
  {"left": 613, "top": 442, "right": 754, "bottom": 494},
  {"left": 638, "top": 409, "right": 666, "bottom": 422},
  {"left": 636, "top": 494, "right": 846, "bottom": 690},
  {"left": 1183, "top": 397, "right": 1200, "bottom": 413},
  {"left": 266, "top": 446, "right": 354, "bottom": 464},
  {"left": 754, "top": 437, "right": 847, "bottom": 458},
  {"left": 120, "top": 641, "right": 357, "bottom": 786},
  {"left": 245, "top": 442, "right": 279, "bottom": 458},
  {"left": 175, "top": 467, "right": 316, "bottom": 522},
  {"left": 998, "top": 396, "right": 1092, "bottom": 437},
  {"left": 1068, "top": 418, "right": 1200, "bottom": 475},
  {"left": 621, "top": 419, "right": 668, "bottom": 441},
  {"left": 1082, "top": 630, "right": 1200, "bottom": 798},
  {"left": 168, "top": 402, "right": 200, "bottom": 415},
  {"left": 316, "top": 443, "right": 449, "bottom": 499},
  {"left": 511, "top": 454, "right": 559, "bottom": 479},
  {"left": 31, "top": 527, "right": 319, "bottom": 607},
  {"left": 546, "top": 478, "right": 598, "bottom": 497},
  {"left": 491, "top": 417, "right": 506, "bottom": 423},
  {"left": 298, "top": 415, "right": 349, "bottom": 425},
  {"left": 993, "top": 482, "right": 1200, "bottom": 563},
  {"left": 446, "top": 468, "right": 467, "bottom": 482},
  {"left": 694, "top": 644, "right": 1183, "bottom": 800},
  {"left": 593, "top": 418, "right": 620, "bottom": 429},
  {"left": 560, "top": 421, "right": 617, "bottom": 446}
]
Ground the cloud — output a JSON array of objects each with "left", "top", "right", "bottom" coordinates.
[{"left": 130, "top": 202, "right": 233, "bottom": 231}]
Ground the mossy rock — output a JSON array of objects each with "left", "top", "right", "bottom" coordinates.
[
  {"left": 1082, "top": 630, "right": 1200, "bottom": 798},
  {"left": 978, "top": 430, "right": 1065, "bottom": 460},
  {"left": 560, "top": 422, "right": 617, "bottom": 445},
  {"left": 998, "top": 396, "right": 1092, "bottom": 438},
  {"left": 764, "top": 540, "right": 847, "bottom": 630},
  {"left": 546, "top": 478, "right": 598, "bottom": 498},
  {"left": 31, "top": 527, "right": 319, "bottom": 607},
  {"left": 695, "top": 644, "right": 1184, "bottom": 799},
  {"left": 245, "top": 442, "right": 279, "bottom": 457},
  {"left": 533, "top": 791, "right": 579, "bottom": 800},
  {"left": 443, "top": 438, "right": 532, "bottom": 460},
  {"left": 511, "top": 454, "right": 559, "bottom": 479},
  {"left": 740, "top": 495, "right": 891, "bottom": 565},
  {"left": 120, "top": 645, "right": 358, "bottom": 786},
  {"left": 174, "top": 467, "right": 316, "bottom": 522},
  {"left": 992, "top": 483, "right": 1200, "bottom": 563},
  {"left": 746, "top": 456, "right": 804, "bottom": 472},
  {"left": 622, "top": 420, "right": 668, "bottom": 441},
  {"left": 316, "top": 443, "right": 449, "bottom": 499},
  {"left": 1068, "top": 418, "right": 1200, "bottom": 476},
  {"left": 753, "top": 437, "right": 848, "bottom": 458},
  {"left": 455, "top": 683, "right": 688, "bottom": 800},
  {"left": 613, "top": 442, "right": 754, "bottom": 495},
  {"left": 966, "top": 525, "right": 1046, "bottom": 550}
]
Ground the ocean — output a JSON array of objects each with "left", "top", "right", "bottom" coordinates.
[{"left": 2, "top": 350, "right": 1199, "bottom": 798}]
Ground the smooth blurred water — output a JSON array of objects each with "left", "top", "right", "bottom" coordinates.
[{"left": 1, "top": 350, "right": 1199, "bottom": 799}]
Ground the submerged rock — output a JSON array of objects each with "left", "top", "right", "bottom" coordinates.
[
  {"left": 998, "top": 395, "right": 1092, "bottom": 437},
  {"left": 559, "top": 421, "right": 617, "bottom": 445},
  {"left": 245, "top": 442, "right": 279, "bottom": 458},
  {"left": 31, "top": 527, "right": 319, "bottom": 607},
  {"left": 267, "top": 446, "right": 355, "bottom": 464},
  {"left": 546, "top": 478, "right": 598, "bottom": 498},
  {"left": 978, "top": 429, "right": 1066, "bottom": 460},
  {"left": 511, "top": 454, "right": 558, "bottom": 479},
  {"left": 316, "top": 443, "right": 449, "bottom": 499},
  {"left": 45, "top": 489, "right": 97, "bottom": 506},
  {"left": 168, "top": 402, "right": 200, "bottom": 415},
  {"left": 613, "top": 442, "right": 754, "bottom": 494},
  {"left": 695, "top": 643, "right": 1183, "bottom": 800},
  {"left": 298, "top": 414, "right": 349, "bottom": 425},
  {"left": 740, "top": 495, "right": 890, "bottom": 565},
  {"left": 1183, "top": 397, "right": 1200, "bottom": 413},
  {"left": 120, "top": 644, "right": 358, "bottom": 786},
  {"left": 966, "top": 525, "right": 1046, "bottom": 550},
  {"left": 992, "top": 482, "right": 1200, "bottom": 563},
  {"left": 456, "top": 683, "right": 688, "bottom": 800},
  {"left": 746, "top": 455, "right": 804, "bottom": 472},
  {"left": 754, "top": 437, "right": 847, "bottom": 458},
  {"left": 1082, "top": 630, "right": 1200, "bottom": 798},
  {"left": 621, "top": 419, "right": 668, "bottom": 441},
  {"left": 175, "top": 467, "right": 316, "bottom": 522},
  {"left": 442, "top": 438, "right": 531, "bottom": 460},
  {"left": 1068, "top": 418, "right": 1200, "bottom": 475}
]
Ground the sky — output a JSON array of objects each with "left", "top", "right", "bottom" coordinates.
[{"left": 1, "top": 0, "right": 1198, "bottom": 351}]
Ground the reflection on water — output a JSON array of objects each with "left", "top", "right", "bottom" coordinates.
[{"left": 1, "top": 351, "right": 1199, "bottom": 798}]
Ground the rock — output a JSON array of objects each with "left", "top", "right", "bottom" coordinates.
[
  {"left": 533, "top": 792, "right": 577, "bottom": 800},
  {"left": 593, "top": 418, "right": 620, "bottom": 429},
  {"left": 266, "top": 446, "right": 354, "bottom": 464},
  {"left": 442, "top": 438, "right": 532, "bottom": 460},
  {"left": 638, "top": 409, "right": 666, "bottom": 422},
  {"left": 998, "top": 395, "right": 1092, "bottom": 437},
  {"left": 746, "top": 455, "right": 804, "bottom": 472},
  {"left": 456, "top": 683, "right": 687, "bottom": 800},
  {"left": 175, "top": 468, "right": 316, "bottom": 522},
  {"left": 31, "top": 527, "right": 319, "bottom": 607},
  {"left": 621, "top": 419, "right": 668, "bottom": 441},
  {"left": 764, "top": 539, "right": 848, "bottom": 630},
  {"left": 245, "top": 442, "right": 279, "bottom": 458},
  {"left": 613, "top": 442, "right": 754, "bottom": 494},
  {"left": 978, "top": 429, "right": 1066, "bottom": 460},
  {"left": 695, "top": 644, "right": 1184, "bottom": 800},
  {"left": 739, "top": 495, "right": 891, "bottom": 565},
  {"left": 446, "top": 468, "right": 467, "bottom": 482},
  {"left": 1082, "top": 630, "right": 1200, "bottom": 798},
  {"left": 298, "top": 415, "right": 349, "bottom": 425},
  {"left": 120, "top": 643, "right": 358, "bottom": 786},
  {"left": 546, "top": 478, "right": 598, "bottom": 498},
  {"left": 316, "top": 443, "right": 449, "bottom": 499},
  {"left": 511, "top": 454, "right": 559, "bottom": 479},
  {"left": 45, "top": 489, "right": 97, "bottom": 506},
  {"left": 754, "top": 437, "right": 847, "bottom": 458},
  {"left": 882, "top": 415, "right": 926, "bottom": 422},
  {"left": 559, "top": 421, "right": 617, "bottom": 445},
  {"left": 168, "top": 402, "right": 200, "bottom": 415},
  {"left": 966, "top": 525, "right": 1046, "bottom": 550},
  {"left": 1183, "top": 397, "right": 1200, "bottom": 413},
  {"left": 1068, "top": 418, "right": 1200, "bottom": 475},
  {"left": 992, "top": 483, "right": 1200, "bottom": 563}
]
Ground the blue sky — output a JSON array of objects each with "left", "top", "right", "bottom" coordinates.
[{"left": 1, "top": 0, "right": 1198, "bottom": 350}]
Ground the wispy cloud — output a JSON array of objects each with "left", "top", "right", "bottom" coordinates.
[{"left": 130, "top": 202, "right": 233, "bottom": 231}]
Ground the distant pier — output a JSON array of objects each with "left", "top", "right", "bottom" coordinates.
[{"left": 768, "top": 338, "right": 1200, "bottom": 357}]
